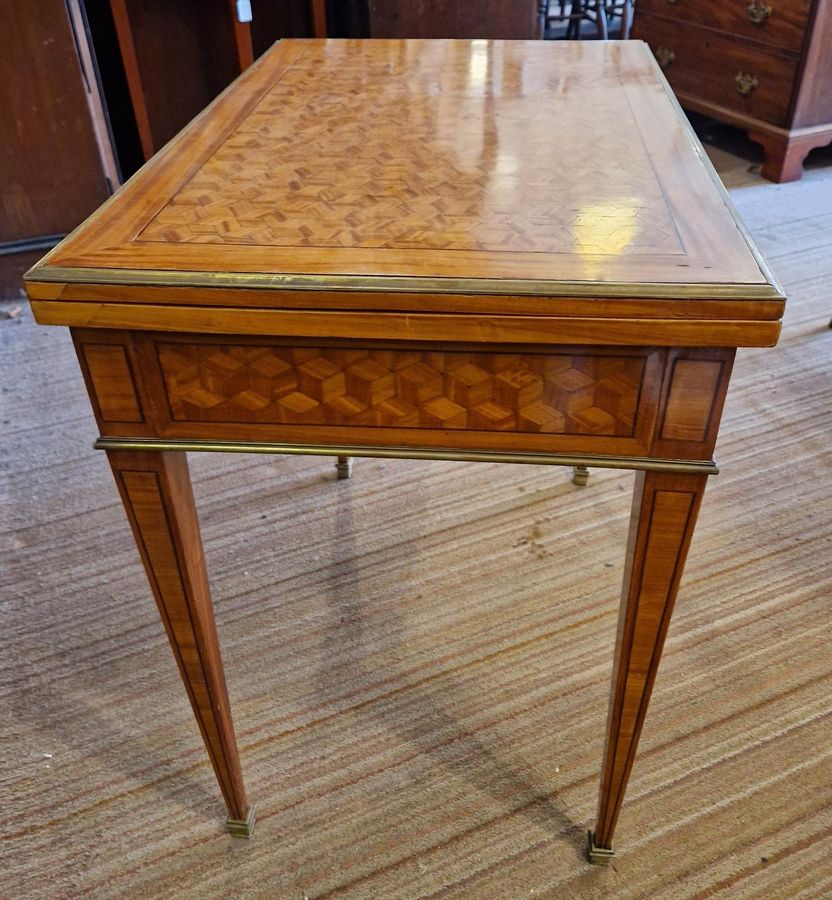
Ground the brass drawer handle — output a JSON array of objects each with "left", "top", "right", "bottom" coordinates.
[
  {"left": 735, "top": 71, "right": 759, "bottom": 96},
  {"left": 654, "top": 46, "right": 675, "bottom": 68},
  {"left": 747, "top": 1, "right": 772, "bottom": 25}
]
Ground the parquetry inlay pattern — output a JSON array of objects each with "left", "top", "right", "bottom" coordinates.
[
  {"left": 158, "top": 344, "right": 644, "bottom": 436},
  {"left": 139, "top": 42, "right": 681, "bottom": 255}
]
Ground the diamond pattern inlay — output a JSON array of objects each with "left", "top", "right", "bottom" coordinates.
[{"left": 159, "top": 344, "right": 645, "bottom": 436}]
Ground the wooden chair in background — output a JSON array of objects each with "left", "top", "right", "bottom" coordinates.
[{"left": 545, "top": 0, "right": 633, "bottom": 40}]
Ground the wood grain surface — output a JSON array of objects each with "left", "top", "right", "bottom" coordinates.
[
  {"left": 38, "top": 302, "right": 781, "bottom": 348},
  {"left": 106, "top": 449, "right": 250, "bottom": 823},
  {"left": 21, "top": 279, "right": 788, "bottom": 320},
  {"left": 0, "top": 0, "right": 113, "bottom": 243},
  {"left": 594, "top": 470, "right": 708, "bottom": 849},
  {"left": 79, "top": 343, "right": 144, "bottom": 423},
  {"left": 637, "top": 12, "right": 799, "bottom": 127},
  {"left": 28, "top": 39, "right": 779, "bottom": 307},
  {"left": 366, "top": 0, "right": 542, "bottom": 39},
  {"left": 635, "top": 0, "right": 812, "bottom": 53},
  {"left": 110, "top": 0, "right": 249, "bottom": 159},
  {"left": 634, "top": 0, "right": 832, "bottom": 182}
]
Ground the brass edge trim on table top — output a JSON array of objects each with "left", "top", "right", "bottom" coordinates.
[
  {"left": 642, "top": 42, "right": 786, "bottom": 302},
  {"left": 94, "top": 437, "right": 720, "bottom": 474},
  {"left": 25, "top": 264, "right": 786, "bottom": 302},
  {"left": 25, "top": 41, "right": 784, "bottom": 308}
]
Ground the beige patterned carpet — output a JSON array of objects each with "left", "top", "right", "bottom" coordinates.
[{"left": 1, "top": 139, "right": 831, "bottom": 899}]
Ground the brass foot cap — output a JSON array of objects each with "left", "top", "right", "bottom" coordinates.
[
  {"left": 335, "top": 457, "right": 353, "bottom": 480},
  {"left": 226, "top": 805, "right": 256, "bottom": 838},
  {"left": 586, "top": 830, "right": 614, "bottom": 865},
  {"left": 572, "top": 465, "right": 589, "bottom": 487}
]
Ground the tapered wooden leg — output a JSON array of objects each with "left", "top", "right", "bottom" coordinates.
[
  {"left": 107, "top": 449, "right": 254, "bottom": 837},
  {"left": 588, "top": 470, "right": 708, "bottom": 862}
]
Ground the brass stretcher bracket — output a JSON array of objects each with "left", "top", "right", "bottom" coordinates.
[{"left": 92, "top": 437, "right": 720, "bottom": 476}]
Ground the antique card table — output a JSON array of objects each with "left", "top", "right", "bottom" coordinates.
[{"left": 25, "top": 39, "right": 784, "bottom": 861}]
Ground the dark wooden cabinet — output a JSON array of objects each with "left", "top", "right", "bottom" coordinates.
[
  {"left": 110, "top": 0, "right": 327, "bottom": 161},
  {"left": 366, "top": 0, "right": 544, "bottom": 38},
  {"left": 250, "top": 0, "right": 325, "bottom": 57},
  {"left": 110, "top": 0, "right": 252, "bottom": 159},
  {"left": 634, "top": 0, "right": 832, "bottom": 181},
  {"left": 0, "top": 0, "right": 119, "bottom": 297}
]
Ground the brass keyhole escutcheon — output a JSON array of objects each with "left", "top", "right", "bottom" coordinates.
[{"left": 735, "top": 71, "right": 759, "bottom": 96}]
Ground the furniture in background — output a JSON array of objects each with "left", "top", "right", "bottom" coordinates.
[
  {"left": 110, "top": 0, "right": 252, "bottom": 159},
  {"left": 546, "top": 0, "right": 633, "bottom": 40},
  {"left": 633, "top": 0, "right": 832, "bottom": 182},
  {"left": 110, "top": 0, "right": 327, "bottom": 159},
  {"left": 26, "top": 38, "right": 784, "bottom": 862},
  {"left": 0, "top": 0, "right": 119, "bottom": 298},
  {"left": 609, "top": 0, "right": 635, "bottom": 37},
  {"left": 365, "top": 0, "right": 543, "bottom": 38},
  {"left": 1, "top": 0, "right": 326, "bottom": 298}
]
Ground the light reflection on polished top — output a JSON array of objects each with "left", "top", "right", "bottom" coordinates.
[
  {"left": 142, "top": 42, "right": 680, "bottom": 258},
  {"left": 38, "top": 39, "right": 777, "bottom": 293}
]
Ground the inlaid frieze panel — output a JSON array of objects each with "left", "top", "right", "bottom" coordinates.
[{"left": 157, "top": 343, "right": 647, "bottom": 437}]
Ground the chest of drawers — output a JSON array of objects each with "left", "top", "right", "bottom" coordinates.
[{"left": 633, "top": 0, "right": 832, "bottom": 181}]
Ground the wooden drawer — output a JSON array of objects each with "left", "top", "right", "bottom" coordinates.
[
  {"left": 153, "top": 340, "right": 654, "bottom": 440},
  {"left": 72, "top": 329, "right": 741, "bottom": 461},
  {"left": 71, "top": 332, "right": 668, "bottom": 457},
  {"left": 637, "top": 13, "right": 799, "bottom": 126},
  {"left": 635, "top": 0, "right": 811, "bottom": 54}
]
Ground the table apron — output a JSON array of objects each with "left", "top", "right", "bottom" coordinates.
[{"left": 71, "top": 329, "right": 736, "bottom": 467}]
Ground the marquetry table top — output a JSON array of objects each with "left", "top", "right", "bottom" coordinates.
[{"left": 27, "top": 39, "right": 783, "bottom": 335}]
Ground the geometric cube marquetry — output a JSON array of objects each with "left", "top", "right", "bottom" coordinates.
[
  {"left": 137, "top": 44, "right": 683, "bottom": 259},
  {"left": 158, "top": 343, "right": 646, "bottom": 437},
  {"left": 296, "top": 356, "right": 346, "bottom": 403},
  {"left": 445, "top": 363, "right": 492, "bottom": 407},
  {"left": 346, "top": 359, "right": 395, "bottom": 405},
  {"left": 397, "top": 362, "right": 444, "bottom": 405},
  {"left": 494, "top": 366, "right": 543, "bottom": 408}
]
